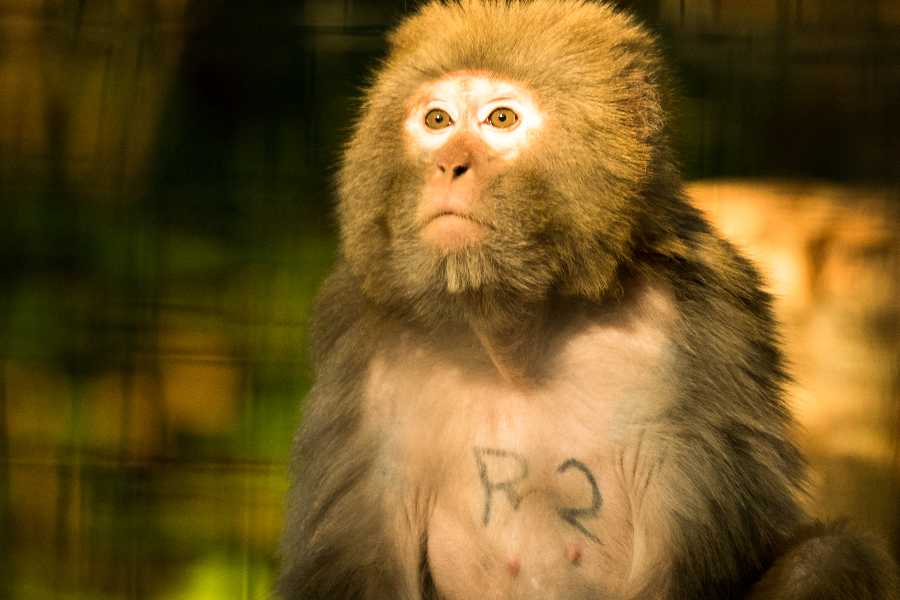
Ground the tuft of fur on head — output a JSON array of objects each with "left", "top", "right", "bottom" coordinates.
[{"left": 338, "top": 0, "right": 678, "bottom": 328}]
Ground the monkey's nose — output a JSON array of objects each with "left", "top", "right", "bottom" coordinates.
[{"left": 438, "top": 162, "right": 470, "bottom": 178}]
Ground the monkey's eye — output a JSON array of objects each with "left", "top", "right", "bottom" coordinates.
[
  {"left": 487, "top": 107, "right": 518, "bottom": 129},
  {"left": 425, "top": 109, "right": 453, "bottom": 130}
]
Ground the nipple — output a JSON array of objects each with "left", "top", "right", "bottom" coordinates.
[
  {"left": 566, "top": 543, "right": 582, "bottom": 564},
  {"left": 506, "top": 557, "right": 520, "bottom": 576}
]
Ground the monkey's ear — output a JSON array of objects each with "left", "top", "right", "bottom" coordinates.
[{"left": 624, "top": 69, "right": 667, "bottom": 147}]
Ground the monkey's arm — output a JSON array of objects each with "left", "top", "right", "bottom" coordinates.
[
  {"left": 276, "top": 264, "right": 417, "bottom": 600},
  {"left": 747, "top": 520, "right": 900, "bottom": 600},
  {"left": 648, "top": 227, "right": 808, "bottom": 597},
  {"left": 656, "top": 223, "right": 898, "bottom": 599}
]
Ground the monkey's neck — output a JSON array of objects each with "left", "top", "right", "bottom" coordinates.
[
  {"left": 472, "top": 328, "right": 527, "bottom": 386},
  {"left": 462, "top": 297, "right": 553, "bottom": 388}
]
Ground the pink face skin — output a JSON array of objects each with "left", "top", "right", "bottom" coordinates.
[{"left": 404, "top": 72, "right": 546, "bottom": 253}]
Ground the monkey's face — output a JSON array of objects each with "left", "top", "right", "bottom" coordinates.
[
  {"left": 404, "top": 73, "right": 545, "bottom": 254},
  {"left": 379, "top": 72, "right": 560, "bottom": 303},
  {"left": 337, "top": 0, "right": 670, "bottom": 323}
]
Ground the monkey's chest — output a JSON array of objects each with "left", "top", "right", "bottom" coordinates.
[
  {"left": 364, "top": 327, "right": 668, "bottom": 599},
  {"left": 425, "top": 433, "right": 636, "bottom": 600}
]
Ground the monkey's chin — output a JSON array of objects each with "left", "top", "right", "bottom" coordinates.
[{"left": 422, "top": 214, "right": 487, "bottom": 252}]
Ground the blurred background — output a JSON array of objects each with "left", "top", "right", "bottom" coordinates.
[{"left": 0, "top": 0, "right": 898, "bottom": 598}]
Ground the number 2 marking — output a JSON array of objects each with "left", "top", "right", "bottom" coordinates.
[{"left": 556, "top": 458, "right": 602, "bottom": 544}]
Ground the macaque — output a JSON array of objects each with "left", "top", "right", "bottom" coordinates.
[{"left": 277, "top": 1, "right": 900, "bottom": 598}]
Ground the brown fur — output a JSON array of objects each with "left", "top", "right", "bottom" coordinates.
[
  {"left": 277, "top": 1, "right": 900, "bottom": 598},
  {"left": 339, "top": 0, "right": 670, "bottom": 327}
]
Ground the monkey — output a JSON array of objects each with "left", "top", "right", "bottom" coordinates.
[{"left": 277, "top": 1, "right": 900, "bottom": 598}]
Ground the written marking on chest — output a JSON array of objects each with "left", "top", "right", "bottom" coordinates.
[{"left": 474, "top": 447, "right": 603, "bottom": 544}]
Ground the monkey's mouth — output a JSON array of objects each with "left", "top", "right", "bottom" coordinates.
[
  {"left": 422, "top": 212, "right": 493, "bottom": 250},
  {"left": 426, "top": 211, "right": 493, "bottom": 229}
]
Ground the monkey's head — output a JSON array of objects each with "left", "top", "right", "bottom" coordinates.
[{"left": 338, "top": 0, "right": 674, "bottom": 328}]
